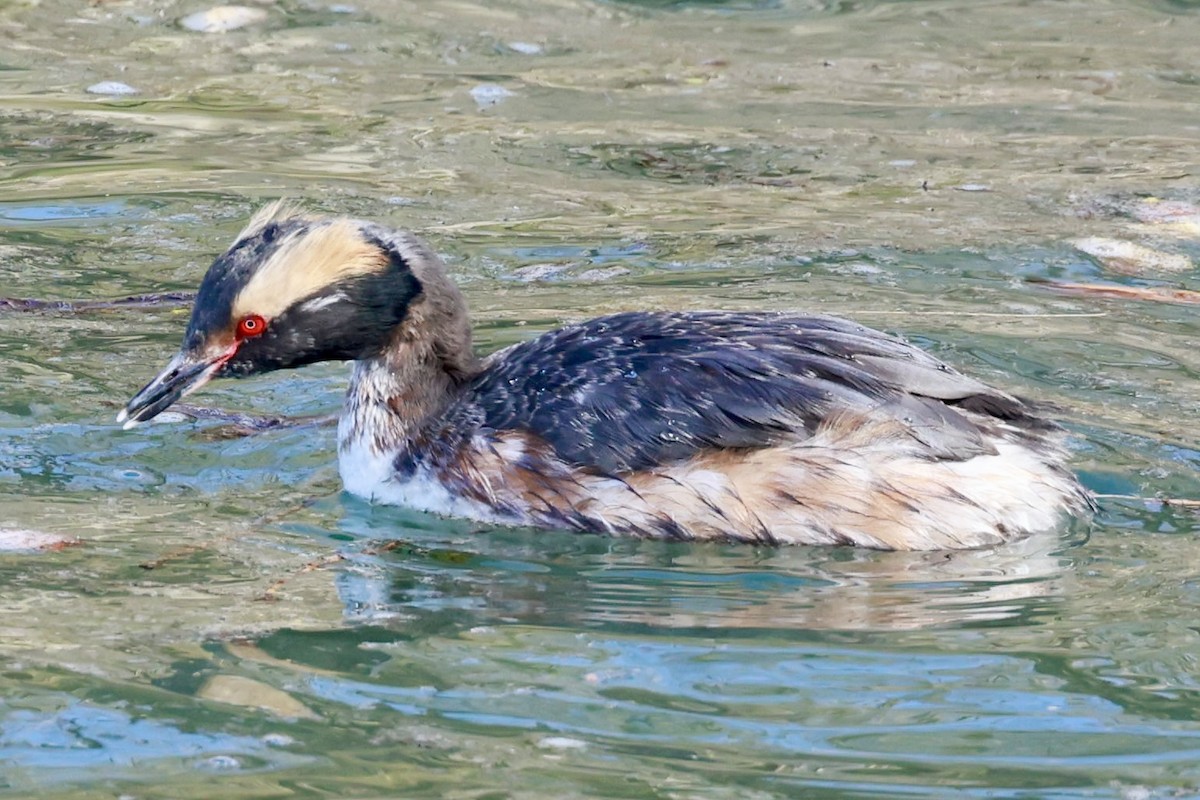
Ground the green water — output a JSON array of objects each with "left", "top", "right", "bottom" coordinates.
[{"left": 3, "top": 0, "right": 1200, "bottom": 797}]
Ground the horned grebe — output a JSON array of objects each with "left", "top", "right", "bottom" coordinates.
[{"left": 119, "top": 203, "right": 1089, "bottom": 550}]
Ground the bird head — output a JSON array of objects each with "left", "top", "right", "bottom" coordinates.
[{"left": 119, "top": 202, "right": 471, "bottom": 428}]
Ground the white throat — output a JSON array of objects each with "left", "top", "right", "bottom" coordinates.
[
  {"left": 334, "top": 356, "right": 501, "bottom": 522},
  {"left": 336, "top": 358, "right": 407, "bottom": 502}
]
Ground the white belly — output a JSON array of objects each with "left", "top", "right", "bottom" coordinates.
[{"left": 336, "top": 423, "right": 511, "bottom": 525}]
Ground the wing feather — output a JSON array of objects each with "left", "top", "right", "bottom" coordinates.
[{"left": 460, "top": 311, "right": 1039, "bottom": 473}]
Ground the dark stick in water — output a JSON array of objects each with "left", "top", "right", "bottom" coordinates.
[
  {"left": 0, "top": 292, "right": 196, "bottom": 313},
  {"left": 169, "top": 403, "right": 337, "bottom": 433}
]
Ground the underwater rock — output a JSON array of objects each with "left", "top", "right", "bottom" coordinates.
[{"left": 198, "top": 675, "right": 319, "bottom": 719}]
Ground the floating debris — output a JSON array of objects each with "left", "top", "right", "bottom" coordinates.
[
  {"left": 134, "top": 410, "right": 191, "bottom": 425},
  {"left": 1071, "top": 237, "right": 1192, "bottom": 274},
  {"left": 0, "top": 528, "right": 79, "bottom": 553},
  {"left": 507, "top": 41, "right": 543, "bottom": 55},
  {"left": 86, "top": 81, "right": 138, "bottom": 96},
  {"left": 261, "top": 733, "right": 296, "bottom": 747},
  {"left": 470, "top": 83, "right": 514, "bottom": 109},
  {"left": 180, "top": 6, "right": 268, "bottom": 33},
  {"left": 537, "top": 736, "right": 588, "bottom": 750},
  {"left": 196, "top": 755, "right": 242, "bottom": 771}
]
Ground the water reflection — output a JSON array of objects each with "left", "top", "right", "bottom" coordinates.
[
  {"left": 328, "top": 502, "right": 1084, "bottom": 632},
  {"left": 0, "top": 200, "right": 133, "bottom": 226},
  {"left": 0, "top": 691, "right": 308, "bottom": 791}
]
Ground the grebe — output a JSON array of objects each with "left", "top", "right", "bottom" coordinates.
[{"left": 119, "top": 203, "right": 1089, "bottom": 550}]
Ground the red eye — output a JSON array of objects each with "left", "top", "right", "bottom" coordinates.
[{"left": 236, "top": 314, "right": 267, "bottom": 339}]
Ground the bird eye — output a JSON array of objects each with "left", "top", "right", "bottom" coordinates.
[{"left": 236, "top": 314, "right": 267, "bottom": 339}]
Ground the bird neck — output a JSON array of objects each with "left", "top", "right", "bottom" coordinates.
[
  {"left": 338, "top": 297, "right": 479, "bottom": 459},
  {"left": 340, "top": 352, "right": 450, "bottom": 457},
  {"left": 335, "top": 228, "right": 480, "bottom": 464}
]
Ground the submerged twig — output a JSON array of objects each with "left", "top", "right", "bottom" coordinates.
[
  {"left": 139, "top": 484, "right": 342, "bottom": 574},
  {"left": 252, "top": 490, "right": 340, "bottom": 527},
  {"left": 258, "top": 552, "right": 347, "bottom": 602},
  {"left": 171, "top": 403, "right": 338, "bottom": 435},
  {"left": 0, "top": 292, "right": 195, "bottom": 313},
  {"left": 1030, "top": 279, "right": 1200, "bottom": 306},
  {"left": 1094, "top": 493, "right": 1200, "bottom": 509},
  {"left": 138, "top": 543, "right": 207, "bottom": 571},
  {"left": 855, "top": 310, "right": 1107, "bottom": 319}
]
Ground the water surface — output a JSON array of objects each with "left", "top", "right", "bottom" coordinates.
[{"left": 3, "top": 0, "right": 1200, "bottom": 797}]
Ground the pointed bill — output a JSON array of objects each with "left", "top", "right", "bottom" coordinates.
[{"left": 118, "top": 344, "right": 237, "bottom": 429}]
